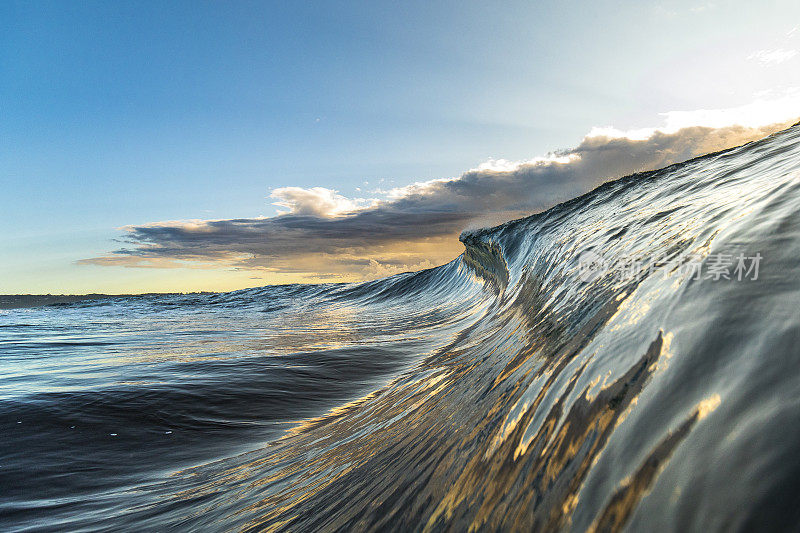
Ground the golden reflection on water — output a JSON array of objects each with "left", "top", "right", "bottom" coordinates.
[{"left": 165, "top": 276, "right": 701, "bottom": 533}]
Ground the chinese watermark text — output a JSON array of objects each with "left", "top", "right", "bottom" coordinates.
[{"left": 577, "top": 251, "right": 761, "bottom": 283}]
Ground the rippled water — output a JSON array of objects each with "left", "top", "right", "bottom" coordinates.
[{"left": 3, "top": 124, "right": 800, "bottom": 531}]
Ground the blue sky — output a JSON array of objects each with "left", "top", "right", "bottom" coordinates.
[{"left": 2, "top": 1, "right": 800, "bottom": 293}]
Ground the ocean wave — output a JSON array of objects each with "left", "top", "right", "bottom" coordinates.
[{"left": 3, "top": 123, "right": 800, "bottom": 531}]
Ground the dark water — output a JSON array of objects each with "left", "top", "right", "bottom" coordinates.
[{"left": 3, "top": 124, "right": 800, "bottom": 531}]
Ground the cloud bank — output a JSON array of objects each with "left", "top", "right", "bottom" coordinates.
[{"left": 82, "top": 116, "right": 798, "bottom": 282}]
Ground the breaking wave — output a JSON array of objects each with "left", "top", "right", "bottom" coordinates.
[{"left": 3, "top": 123, "right": 800, "bottom": 531}]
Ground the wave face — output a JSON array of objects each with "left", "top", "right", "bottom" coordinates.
[{"left": 3, "top": 124, "right": 800, "bottom": 531}]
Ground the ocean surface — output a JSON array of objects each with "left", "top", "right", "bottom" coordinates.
[{"left": 3, "top": 123, "right": 800, "bottom": 532}]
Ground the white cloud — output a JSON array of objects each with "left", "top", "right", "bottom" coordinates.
[
  {"left": 586, "top": 126, "right": 659, "bottom": 141},
  {"left": 588, "top": 89, "right": 800, "bottom": 140},
  {"left": 663, "top": 89, "right": 800, "bottom": 129},
  {"left": 384, "top": 176, "right": 458, "bottom": 201},
  {"left": 748, "top": 48, "right": 798, "bottom": 65},
  {"left": 690, "top": 2, "right": 717, "bottom": 13},
  {"left": 471, "top": 154, "right": 581, "bottom": 173},
  {"left": 270, "top": 187, "right": 377, "bottom": 217}
]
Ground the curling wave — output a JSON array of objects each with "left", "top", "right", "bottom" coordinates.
[{"left": 3, "top": 123, "right": 800, "bottom": 531}]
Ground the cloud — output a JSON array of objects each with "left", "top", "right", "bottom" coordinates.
[
  {"left": 81, "top": 105, "right": 800, "bottom": 282},
  {"left": 589, "top": 89, "right": 800, "bottom": 140},
  {"left": 690, "top": 2, "right": 717, "bottom": 13},
  {"left": 748, "top": 48, "right": 798, "bottom": 65},
  {"left": 270, "top": 186, "right": 377, "bottom": 217}
]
